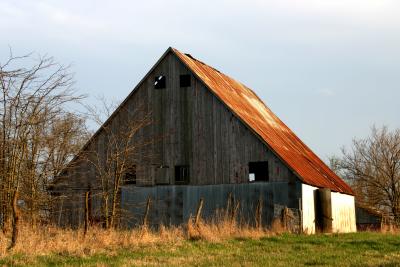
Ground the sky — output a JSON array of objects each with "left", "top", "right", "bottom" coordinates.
[{"left": 1, "top": 0, "right": 399, "bottom": 161}]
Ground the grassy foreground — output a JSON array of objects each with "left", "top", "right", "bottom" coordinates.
[{"left": 1, "top": 232, "right": 400, "bottom": 266}]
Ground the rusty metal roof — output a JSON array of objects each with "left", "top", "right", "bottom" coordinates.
[{"left": 172, "top": 48, "right": 354, "bottom": 195}]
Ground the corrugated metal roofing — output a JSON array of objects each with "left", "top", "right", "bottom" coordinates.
[{"left": 172, "top": 48, "right": 353, "bottom": 195}]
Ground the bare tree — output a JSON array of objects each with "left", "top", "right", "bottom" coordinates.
[
  {"left": 335, "top": 126, "right": 400, "bottom": 225},
  {"left": 83, "top": 99, "right": 153, "bottom": 228},
  {"left": 0, "top": 49, "right": 85, "bottom": 248},
  {"left": 19, "top": 113, "right": 89, "bottom": 226}
]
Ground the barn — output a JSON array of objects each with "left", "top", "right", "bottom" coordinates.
[{"left": 50, "top": 47, "right": 356, "bottom": 234}]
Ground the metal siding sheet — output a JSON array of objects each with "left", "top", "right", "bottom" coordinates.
[
  {"left": 122, "top": 183, "right": 289, "bottom": 227},
  {"left": 331, "top": 192, "right": 356, "bottom": 233},
  {"left": 172, "top": 48, "right": 353, "bottom": 195},
  {"left": 301, "top": 183, "right": 318, "bottom": 234}
]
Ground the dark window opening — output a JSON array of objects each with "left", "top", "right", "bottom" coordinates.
[
  {"left": 249, "top": 161, "right": 269, "bottom": 182},
  {"left": 123, "top": 165, "right": 136, "bottom": 185},
  {"left": 180, "top": 74, "right": 191, "bottom": 87},
  {"left": 155, "top": 165, "right": 170, "bottom": 185},
  {"left": 154, "top": 75, "right": 166, "bottom": 89},
  {"left": 175, "top": 165, "right": 189, "bottom": 184}
]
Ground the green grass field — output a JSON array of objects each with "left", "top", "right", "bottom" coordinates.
[{"left": 1, "top": 232, "right": 400, "bottom": 266}]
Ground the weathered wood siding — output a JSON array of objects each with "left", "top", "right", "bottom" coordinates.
[
  {"left": 139, "top": 53, "right": 295, "bottom": 185},
  {"left": 52, "top": 51, "right": 304, "bottom": 227},
  {"left": 63, "top": 52, "right": 297, "bottom": 187}
]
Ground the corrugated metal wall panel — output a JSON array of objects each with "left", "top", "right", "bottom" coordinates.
[{"left": 120, "top": 182, "right": 292, "bottom": 227}]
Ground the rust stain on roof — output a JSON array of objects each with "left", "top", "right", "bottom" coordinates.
[{"left": 172, "top": 48, "right": 353, "bottom": 195}]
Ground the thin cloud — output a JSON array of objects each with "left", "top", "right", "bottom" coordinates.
[{"left": 316, "top": 89, "right": 335, "bottom": 97}]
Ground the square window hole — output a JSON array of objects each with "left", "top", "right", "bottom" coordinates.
[
  {"left": 175, "top": 165, "right": 190, "bottom": 184},
  {"left": 154, "top": 75, "right": 166, "bottom": 89},
  {"left": 180, "top": 74, "right": 191, "bottom": 87},
  {"left": 123, "top": 165, "right": 136, "bottom": 185},
  {"left": 249, "top": 161, "right": 269, "bottom": 182}
]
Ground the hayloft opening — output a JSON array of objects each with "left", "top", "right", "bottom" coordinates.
[
  {"left": 175, "top": 165, "right": 190, "bottom": 184},
  {"left": 248, "top": 161, "right": 269, "bottom": 182},
  {"left": 180, "top": 74, "right": 191, "bottom": 87},
  {"left": 154, "top": 75, "right": 166, "bottom": 89},
  {"left": 123, "top": 165, "right": 136, "bottom": 185}
]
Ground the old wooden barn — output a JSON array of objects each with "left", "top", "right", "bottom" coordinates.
[{"left": 51, "top": 47, "right": 356, "bottom": 233}]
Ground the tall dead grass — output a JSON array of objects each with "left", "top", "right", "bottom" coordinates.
[
  {"left": 0, "top": 224, "right": 182, "bottom": 256},
  {"left": 0, "top": 218, "right": 273, "bottom": 256},
  {"left": 186, "top": 216, "right": 273, "bottom": 242}
]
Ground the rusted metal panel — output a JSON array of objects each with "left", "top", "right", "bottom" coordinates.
[{"left": 172, "top": 48, "right": 353, "bottom": 195}]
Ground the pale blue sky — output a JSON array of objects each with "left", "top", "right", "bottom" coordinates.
[{"left": 1, "top": 0, "right": 399, "bottom": 161}]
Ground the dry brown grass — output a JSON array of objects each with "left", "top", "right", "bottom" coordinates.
[
  {"left": 187, "top": 217, "right": 269, "bottom": 242},
  {"left": 0, "top": 224, "right": 184, "bottom": 256},
  {"left": 357, "top": 223, "right": 400, "bottom": 234},
  {"left": 0, "top": 218, "right": 273, "bottom": 257}
]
